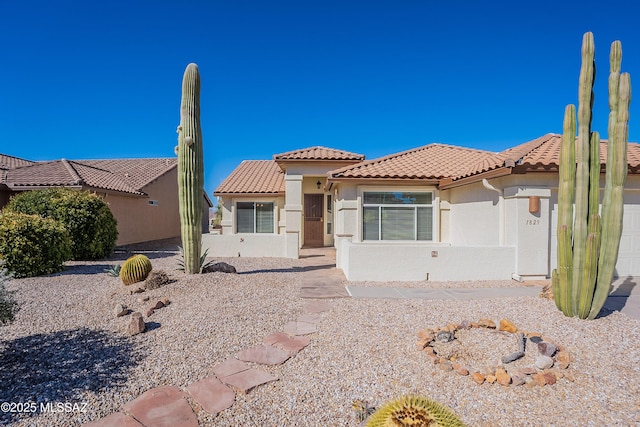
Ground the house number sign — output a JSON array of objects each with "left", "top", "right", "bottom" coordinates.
[{"left": 526, "top": 219, "right": 540, "bottom": 226}]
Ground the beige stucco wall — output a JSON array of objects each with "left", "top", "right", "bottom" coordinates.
[{"left": 104, "top": 169, "right": 183, "bottom": 245}]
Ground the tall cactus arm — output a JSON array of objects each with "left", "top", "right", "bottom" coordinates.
[
  {"left": 177, "top": 63, "right": 204, "bottom": 274},
  {"left": 557, "top": 225, "right": 574, "bottom": 317},
  {"left": 572, "top": 32, "right": 596, "bottom": 313},
  {"left": 591, "top": 72, "right": 631, "bottom": 319},
  {"left": 578, "top": 216, "right": 601, "bottom": 318}
]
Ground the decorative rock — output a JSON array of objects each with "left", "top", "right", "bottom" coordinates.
[
  {"left": 471, "top": 372, "right": 485, "bottom": 384},
  {"left": 416, "top": 339, "right": 430, "bottom": 350},
  {"left": 486, "top": 374, "right": 497, "bottom": 384},
  {"left": 533, "top": 373, "right": 548, "bottom": 386},
  {"left": 417, "top": 328, "right": 434, "bottom": 340},
  {"left": 423, "top": 347, "right": 436, "bottom": 356},
  {"left": 478, "top": 318, "right": 496, "bottom": 329},
  {"left": 446, "top": 323, "right": 458, "bottom": 332},
  {"left": 528, "top": 335, "right": 543, "bottom": 344},
  {"left": 114, "top": 303, "right": 128, "bottom": 317},
  {"left": 518, "top": 367, "right": 538, "bottom": 376},
  {"left": 495, "top": 368, "right": 511, "bottom": 386},
  {"left": 145, "top": 308, "right": 155, "bottom": 317},
  {"left": 202, "top": 262, "right": 237, "bottom": 274},
  {"left": 535, "top": 355, "right": 554, "bottom": 370},
  {"left": 499, "top": 318, "right": 518, "bottom": 333},
  {"left": 130, "top": 287, "right": 145, "bottom": 294},
  {"left": 542, "top": 372, "right": 557, "bottom": 385},
  {"left": 127, "top": 312, "right": 145, "bottom": 335},
  {"left": 453, "top": 363, "right": 469, "bottom": 376},
  {"left": 435, "top": 331, "right": 454, "bottom": 343},
  {"left": 538, "top": 341, "right": 558, "bottom": 357},
  {"left": 283, "top": 321, "right": 317, "bottom": 336},
  {"left": 161, "top": 297, "right": 170, "bottom": 306},
  {"left": 564, "top": 372, "right": 576, "bottom": 382},
  {"left": 556, "top": 351, "right": 571, "bottom": 369},
  {"left": 511, "top": 373, "right": 526, "bottom": 386},
  {"left": 439, "top": 359, "right": 453, "bottom": 371},
  {"left": 136, "top": 296, "right": 150, "bottom": 303},
  {"left": 459, "top": 320, "right": 471, "bottom": 329}
]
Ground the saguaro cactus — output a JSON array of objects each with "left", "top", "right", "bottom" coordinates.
[
  {"left": 552, "top": 32, "right": 632, "bottom": 319},
  {"left": 177, "top": 63, "right": 204, "bottom": 274}
]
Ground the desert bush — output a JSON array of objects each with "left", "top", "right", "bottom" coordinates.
[
  {"left": 0, "top": 261, "right": 17, "bottom": 325},
  {"left": 0, "top": 212, "right": 72, "bottom": 278},
  {"left": 144, "top": 270, "right": 171, "bottom": 290},
  {"left": 5, "top": 188, "right": 118, "bottom": 260}
]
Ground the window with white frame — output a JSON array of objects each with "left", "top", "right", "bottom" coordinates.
[
  {"left": 236, "top": 202, "right": 274, "bottom": 233},
  {"left": 362, "top": 192, "right": 433, "bottom": 241}
]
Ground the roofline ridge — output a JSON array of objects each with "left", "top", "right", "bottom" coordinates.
[
  {"left": 61, "top": 159, "right": 84, "bottom": 185},
  {"left": 0, "top": 153, "right": 36, "bottom": 163}
]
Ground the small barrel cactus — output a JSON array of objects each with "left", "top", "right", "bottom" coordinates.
[
  {"left": 366, "top": 395, "right": 466, "bottom": 427},
  {"left": 120, "top": 254, "right": 153, "bottom": 286}
]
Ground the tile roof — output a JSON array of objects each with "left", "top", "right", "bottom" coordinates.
[
  {"left": 516, "top": 134, "right": 640, "bottom": 174},
  {"left": 329, "top": 144, "right": 495, "bottom": 180},
  {"left": 214, "top": 160, "right": 285, "bottom": 195},
  {"left": 274, "top": 146, "right": 365, "bottom": 161},
  {"left": 3, "top": 158, "right": 177, "bottom": 196},
  {"left": 0, "top": 154, "right": 35, "bottom": 170},
  {"left": 453, "top": 134, "right": 557, "bottom": 179}
]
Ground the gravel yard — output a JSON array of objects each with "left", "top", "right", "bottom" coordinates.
[{"left": 1, "top": 240, "right": 639, "bottom": 426}]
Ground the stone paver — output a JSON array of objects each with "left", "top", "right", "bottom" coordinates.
[
  {"left": 297, "top": 313, "right": 322, "bottom": 324},
  {"left": 83, "top": 412, "right": 144, "bottom": 427},
  {"left": 218, "top": 368, "right": 279, "bottom": 394},
  {"left": 187, "top": 375, "right": 235, "bottom": 415},
  {"left": 236, "top": 344, "right": 292, "bottom": 365},
  {"left": 263, "top": 332, "right": 311, "bottom": 353},
  {"left": 283, "top": 320, "right": 317, "bottom": 336},
  {"left": 302, "top": 300, "right": 333, "bottom": 313},
  {"left": 212, "top": 358, "right": 251, "bottom": 378},
  {"left": 122, "top": 386, "right": 198, "bottom": 427}
]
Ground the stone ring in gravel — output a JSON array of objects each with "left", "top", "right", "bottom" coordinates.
[{"left": 416, "top": 318, "right": 573, "bottom": 387}]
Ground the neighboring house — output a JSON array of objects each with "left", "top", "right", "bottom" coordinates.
[
  {"left": 0, "top": 155, "right": 212, "bottom": 245},
  {"left": 206, "top": 134, "right": 640, "bottom": 282}
]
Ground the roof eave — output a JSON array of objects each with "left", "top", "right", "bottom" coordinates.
[
  {"left": 439, "top": 167, "right": 513, "bottom": 190},
  {"left": 327, "top": 177, "right": 441, "bottom": 186},
  {"left": 214, "top": 191, "right": 285, "bottom": 197}
]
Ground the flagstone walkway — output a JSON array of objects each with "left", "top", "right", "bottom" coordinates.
[{"left": 84, "top": 249, "right": 344, "bottom": 427}]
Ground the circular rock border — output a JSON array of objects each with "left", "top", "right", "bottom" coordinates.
[{"left": 416, "top": 318, "right": 573, "bottom": 387}]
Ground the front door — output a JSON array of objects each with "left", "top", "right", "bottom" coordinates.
[{"left": 304, "top": 194, "right": 324, "bottom": 247}]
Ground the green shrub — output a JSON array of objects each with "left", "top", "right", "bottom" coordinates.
[
  {"left": 0, "top": 212, "right": 72, "bottom": 278},
  {"left": 0, "top": 261, "right": 17, "bottom": 325},
  {"left": 5, "top": 189, "right": 118, "bottom": 260}
]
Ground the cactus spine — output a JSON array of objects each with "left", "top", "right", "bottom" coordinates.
[
  {"left": 177, "top": 63, "right": 204, "bottom": 274},
  {"left": 552, "top": 32, "right": 632, "bottom": 319},
  {"left": 120, "top": 254, "right": 153, "bottom": 285}
]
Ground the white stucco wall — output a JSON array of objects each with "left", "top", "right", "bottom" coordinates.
[
  {"left": 202, "top": 233, "right": 286, "bottom": 257},
  {"left": 342, "top": 242, "right": 516, "bottom": 281}
]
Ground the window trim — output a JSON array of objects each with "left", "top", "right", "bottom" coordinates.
[
  {"left": 358, "top": 186, "right": 439, "bottom": 243},
  {"left": 234, "top": 199, "right": 277, "bottom": 234}
]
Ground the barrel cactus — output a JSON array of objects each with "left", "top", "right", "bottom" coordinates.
[
  {"left": 366, "top": 395, "right": 466, "bottom": 427},
  {"left": 552, "top": 32, "right": 632, "bottom": 319},
  {"left": 120, "top": 254, "right": 153, "bottom": 286},
  {"left": 177, "top": 63, "right": 204, "bottom": 274}
]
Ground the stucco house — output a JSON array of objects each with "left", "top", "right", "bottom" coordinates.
[
  {"left": 205, "top": 134, "right": 640, "bottom": 282},
  {"left": 1, "top": 154, "right": 212, "bottom": 245}
]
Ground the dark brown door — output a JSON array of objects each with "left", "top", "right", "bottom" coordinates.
[{"left": 304, "top": 194, "right": 324, "bottom": 247}]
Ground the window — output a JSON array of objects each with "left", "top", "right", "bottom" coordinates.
[
  {"left": 363, "top": 192, "right": 433, "bottom": 241},
  {"left": 237, "top": 202, "right": 274, "bottom": 233}
]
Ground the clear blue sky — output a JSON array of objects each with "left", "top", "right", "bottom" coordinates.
[{"left": 1, "top": 1, "right": 639, "bottom": 198}]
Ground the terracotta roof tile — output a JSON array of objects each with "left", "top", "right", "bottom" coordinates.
[
  {"left": 329, "top": 144, "right": 494, "bottom": 180},
  {"left": 0, "top": 154, "right": 35, "bottom": 170},
  {"left": 215, "top": 161, "right": 284, "bottom": 195},
  {"left": 518, "top": 134, "right": 640, "bottom": 173},
  {"left": 3, "top": 158, "right": 177, "bottom": 195},
  {"left": 274, "top": 146, "right": 364, "bottom": 161},
  {"left": 454, "top": 134, "right": 556, "bottom": 179}
]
